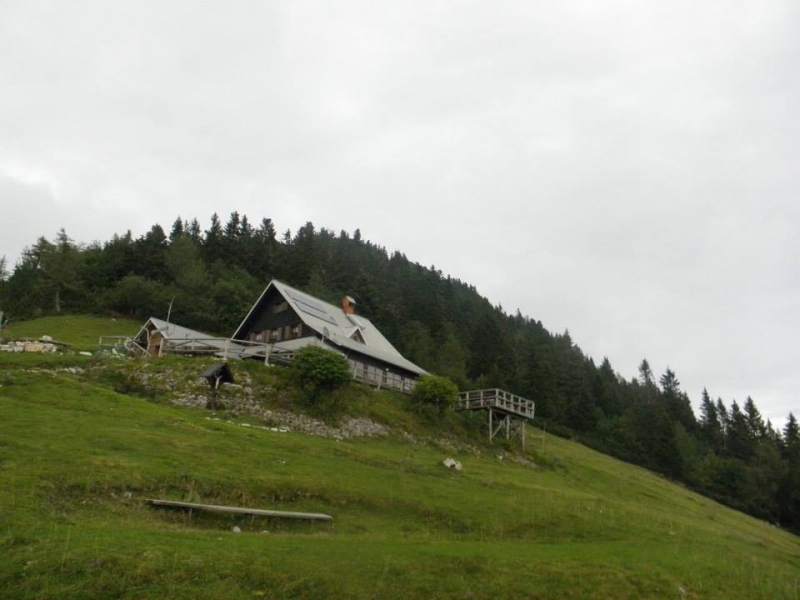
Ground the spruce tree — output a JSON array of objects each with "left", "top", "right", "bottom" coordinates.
[
  {"left": 638, "top": 359, "right": 655, "bottom": 388},
  {"left": 727, "top": 401, "right": 753, "bottom": 461},
  {"left": 784, "top": 414, "right": 800, "bottom": 460},
  {"left": 169, "top": 217, "right": 185, "bottom": 241},
  {"left": 743, "top": 397, "right": 767, "bottom": 441},
  {"left": 699, "top": 388, "right": 723, "bottom": 452},
  {"left": 659, "top": 368, "right": 696, "bottom": 431}
]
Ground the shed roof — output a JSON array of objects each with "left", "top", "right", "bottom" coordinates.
[{"left": 135, "top": 318, "right": 234, "bottom": 352}]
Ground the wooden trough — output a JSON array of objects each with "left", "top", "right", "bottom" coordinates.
[{"left": 146, "top": 498, "right": 333, "bottom": 521}]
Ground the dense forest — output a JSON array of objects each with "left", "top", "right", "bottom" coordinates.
[{"left": 1, "top": 213, "right": 799, "bottom": 534}]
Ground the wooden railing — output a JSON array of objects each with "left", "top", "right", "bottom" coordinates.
[
  {"left": 350, "top": 363, "right": 416, "bottom": 394},
  {"left": 456, "top": 388, "right": 535, "bottom": 420},
  {"left": 98, "top": 336, "right": 147, "bottom": 356},
  {"left": 163, "top": 337, "right": 240, "bottom": 356}
]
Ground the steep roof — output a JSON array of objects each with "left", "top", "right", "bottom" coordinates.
[{"left": 233, "top": 280, "right": 426, "bottom": 376}]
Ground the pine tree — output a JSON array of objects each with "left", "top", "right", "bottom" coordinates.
[
  {"left": 778, "top": 413, "right": 800, "bottom": 530},
  {"left": 659, "top": 368, "right": 696, "bottom": 431},
  {"left": 716, "top": 398, "right": 730, "bottom": 451},
  {"left": 638, "top": 359, "right": 655, "bottom": 388},
  {"left": 203, "top": 213, "right": 223, "bottom": 261},
  {"left": 169, "top": 217, "right": 185, "bottom": 242},
  {"left": 699, "top": 388, "right": 723, "bottom": 452},
  {"left": 134, "top": 225, "right": 169, "bottom": 282},
  {"left": 784, "top": 413, "right": 800, "bottom": 460},
  {"left": 186, "top": 219, "right": 203, "bottom": 244},
  {"left": 33, "top": 229, "right": 84, "bottom": 313},
  {"left": 224, "top": 211, "right": 241, "bottom": 241},
  {"left": 727, "top": 401, "right": 753, "bottom": 461},
  {"left": 743, "top": 397, "right": 767, "bottom": 441}
]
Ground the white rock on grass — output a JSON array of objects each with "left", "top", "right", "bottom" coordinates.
[{"left": 443, "top": 458, "right": 463, "bottom": 471}]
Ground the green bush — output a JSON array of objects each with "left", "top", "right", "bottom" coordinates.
[
  {"left": 412, "top": 374, "right": 459, "bottom": 413},
  {"left": 291, "top": 345, "right": 351, "bottom": 401}
]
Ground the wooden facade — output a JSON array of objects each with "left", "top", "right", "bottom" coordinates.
[{"left": 241, "top": 286, "right": 313, "bottom": 345}]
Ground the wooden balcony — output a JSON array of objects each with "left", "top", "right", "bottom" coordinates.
[{"left": 456, "top": 388, "right": 535, "bottom": 420}]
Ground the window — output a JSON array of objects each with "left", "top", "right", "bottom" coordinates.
[
  {"left": 366, "top": 365, "right": 379, "bottom": 384},
  {"left": 272, "top": 301, "right": 289, "bottom": 314}
]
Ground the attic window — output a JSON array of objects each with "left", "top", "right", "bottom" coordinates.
[
  {"left": 350, "top": 329, "right": 366, "bottom": 345},
  {"left": 273, "top": 301, "right": 289, "bottom": 314}
]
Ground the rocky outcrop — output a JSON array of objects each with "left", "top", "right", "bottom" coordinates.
[
  {"left": 122, "top": 365, "right": 391, "bottom": 440},
  {"left": 1, "top": 340, "right": 58, "bottom": 353},
  {"left": 175, "top": 391, "right": 390, "bottom": 440}
]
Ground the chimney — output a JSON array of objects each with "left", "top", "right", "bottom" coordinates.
[{"left": 342, "top": 296, "right": 356, "bottom": 315}]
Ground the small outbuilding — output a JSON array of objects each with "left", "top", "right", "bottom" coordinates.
[
  {"left": 133, "top": 317, "right": 233, "bottom": 357},
  {"left": 200, "top": 362, "right": 235, "bottom": 389}
]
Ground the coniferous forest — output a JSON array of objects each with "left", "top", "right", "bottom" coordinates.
[{"left": 1, "top": 213, "right": 799, "bottom": 534}]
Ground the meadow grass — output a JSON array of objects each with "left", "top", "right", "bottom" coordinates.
[
  {"left": 1, "top": 315, "right": 140, "bottom": 351},
  {"left": 1, "top": 368, "right": 798, "bottom": 599},
  {"left": 1, "top": 316, "right": 799, "bottom": 598}
]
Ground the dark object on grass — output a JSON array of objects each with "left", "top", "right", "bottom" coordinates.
[{"left": 201, "top": 362, "right": 234, "bottom": 409}]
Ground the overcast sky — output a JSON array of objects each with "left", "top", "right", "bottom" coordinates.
[{"left": 2, "top": 1, "right": 798, "bottom": 425}]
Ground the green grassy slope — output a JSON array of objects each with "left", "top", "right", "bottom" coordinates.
[
  {"left": 1, "top": 370, "right": 798, "bottom": 599},
  {"left": 1, "top": 315, "right": 141, "bottom": 351},
  {"left": 1, "top": 316, "right": 799, "bottom": 599}
]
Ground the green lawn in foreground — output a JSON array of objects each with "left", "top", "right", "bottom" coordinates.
[
  {"left": 1, "top": 315, "right": 141, "bottom": 351},
  {"left": 1, "top": 362, "right": 799, "bottom": 599}
]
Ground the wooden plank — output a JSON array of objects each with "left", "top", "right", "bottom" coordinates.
[{"left": 146, "top": 499, "right": 333, "bottom": 521}]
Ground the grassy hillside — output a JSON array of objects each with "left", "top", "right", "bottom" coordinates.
[
  {"left": 1, "top": 315, "right": 141, "bottom": 351},
  {"left": 1, "top": 317, "right": 799, "bottom": 599}
]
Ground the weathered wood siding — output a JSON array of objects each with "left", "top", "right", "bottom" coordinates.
[{"left": 235, "top": 286, "right": 312, "bottom": 343}]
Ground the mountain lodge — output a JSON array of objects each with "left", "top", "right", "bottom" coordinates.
[{"left": 232, "top": 280, "right": 426, "bottom": 392}]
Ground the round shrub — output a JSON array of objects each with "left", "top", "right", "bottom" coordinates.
[
  {"left": 413, "top": 374, "right": 459, "bottom": 412},
  {"left": 291, "top": 345, "right": 351, "bottom": 400}
]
